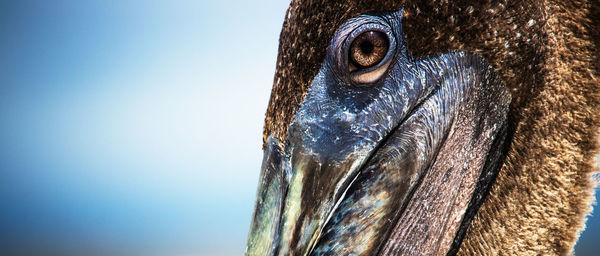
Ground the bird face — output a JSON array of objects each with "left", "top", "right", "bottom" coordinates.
[{"left": 246, "top": 10, "right": 511, "bottom": 256}]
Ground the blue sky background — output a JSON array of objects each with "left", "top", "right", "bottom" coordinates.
[{"left": 0, "top": 1, "right": 597, "bottom": 255}]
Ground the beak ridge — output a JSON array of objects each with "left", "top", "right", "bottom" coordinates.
[{"left": 245, "top": 137, "right": 287, "bottom": 256}]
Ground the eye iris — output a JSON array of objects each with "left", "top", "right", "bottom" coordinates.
[{"left": 350, "top": 31, "right": 389, "bottom": 69}]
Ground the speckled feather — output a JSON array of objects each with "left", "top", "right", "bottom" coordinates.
[{"left": 263, "top": 0, "right": 600, "bottom": 255}]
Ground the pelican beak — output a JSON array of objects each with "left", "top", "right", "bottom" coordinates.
[{"left": 246, "top": 10, "right": 510, "bottom": 256}]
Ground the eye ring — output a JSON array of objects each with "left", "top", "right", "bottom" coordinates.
[{"left": 342, "top": 23, "right": 396, "bottom": 84}]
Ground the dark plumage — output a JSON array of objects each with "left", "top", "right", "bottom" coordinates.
[{"left": 261, "top": 0, "right": 599, "bottom": 254}]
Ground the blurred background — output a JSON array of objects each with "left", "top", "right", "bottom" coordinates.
[{"left": 0, "top": 1, "right": 597, "bottom": 255}]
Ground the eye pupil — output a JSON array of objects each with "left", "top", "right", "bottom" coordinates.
[
  {"left": 349, "top": 31, "right": 389, "bottom": 70},
  {"left": 359, "top": 41, "right": 374, "bottom": 55}
]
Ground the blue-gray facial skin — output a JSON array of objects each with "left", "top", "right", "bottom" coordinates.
[{"left": 246, "top": 9, "right": 510, "bottom": 256}]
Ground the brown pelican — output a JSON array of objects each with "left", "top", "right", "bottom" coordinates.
[{"left": 246, "top": 1, "right": 599, "bottom": 255}]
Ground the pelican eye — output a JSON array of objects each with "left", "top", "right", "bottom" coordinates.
[{"left": 349, "top": 31, "right": 389, "bottom": 71}]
